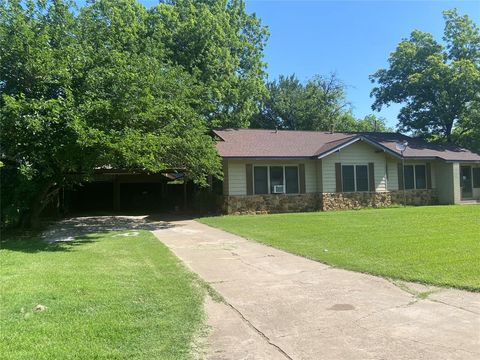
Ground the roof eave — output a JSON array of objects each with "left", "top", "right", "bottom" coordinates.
[
  {"left": 443, "top": 159, "right": 480, "bottom": 163},
  {"left": 220, "top": 156, "right": 315, "bottom": 160}
]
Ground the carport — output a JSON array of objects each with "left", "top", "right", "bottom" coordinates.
[{"left": 67, "top": 171, "right": 193, "bottom": 213}]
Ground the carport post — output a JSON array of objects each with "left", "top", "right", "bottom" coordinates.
[
  {"left": 113, "top": 176, "right": 120, "bottom": 211},
  {"left": 208, "top": 175, "right": 213, "bottom": 191},
  {"left": 183, "top": 176, "right": 188, "bottom": 210}
]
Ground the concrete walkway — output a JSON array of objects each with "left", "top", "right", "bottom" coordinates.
[{"left": 153, "top": 220, "right": 480, "bottom": 360}]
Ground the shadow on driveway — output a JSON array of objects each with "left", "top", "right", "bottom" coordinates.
[
  {"left": 42, "top": 215, "right": 185, "bottom": 242},
  {"left": 2, "top": 214, "right": 192, "bottom": 253}
]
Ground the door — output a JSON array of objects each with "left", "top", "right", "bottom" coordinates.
[{"left": 460, "top": 166, "right": 473, "bottom": 199}]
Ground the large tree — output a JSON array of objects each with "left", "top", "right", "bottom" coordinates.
[
  {"left": 1, "top": 0, "right": 266, "bottom": 227},
  {"left": 370, "top": 9, "right": 480, "bottom": 147},
  {"left": 252, "top": 73, "right": 391, "bottom": 132},
  {"left": 252, "top": 74, "right": 351, "bottom": 131},
  {"left": 149, "top": 0, "right": 269, "bottom": 128}
]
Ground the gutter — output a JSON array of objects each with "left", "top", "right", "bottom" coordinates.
[{"left": 221, "top": 156, "right": 313, "bottom": 160}]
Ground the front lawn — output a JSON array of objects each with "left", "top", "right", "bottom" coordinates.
[
  {"left": 199, "top": 206, "right": 480, "bottom": 291},
  {"left": 0, "top": 230, "right": 205, "bottom": 359}
]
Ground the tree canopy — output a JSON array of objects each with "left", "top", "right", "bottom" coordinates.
[
  {"left": 251, "top": 73, "right": 391, "bottom": 132},
  {"left": 0, "top": 0, "right": 268, "bottom": 227},
  {"left": 370, "top": 9, "right": 480, "bottom": 149}
]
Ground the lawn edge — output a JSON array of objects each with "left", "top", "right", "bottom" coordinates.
[{"left": 196, "top": 219, "right": 480, "bottom": 293}]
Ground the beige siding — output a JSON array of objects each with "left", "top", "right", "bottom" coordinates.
[
  {"left": 386, "top": 159, "right": 399, "bottom": 191},
  {"left": 225, "top": 144, "right": 443, "bottom": 196},
  {"left": 222, "top": 160, "right": 229, "bottom": 195},
  {"left": 436, "top": 162, "right": 460, "bottom": 204},
  {"left": 304, "top": 160, "right": 317, "bottom": 193},
  {"left": 430, "top": 162, "right": 437, "bottom": 189},
  {"left": 322, "top": 141, "right": 388, "bottom": 192},
  {"left": 315, "top": 159, "right": 323, "bottom": 192},
  {"left": 225, "top": 159, "right": 319, "bottom": 195}
]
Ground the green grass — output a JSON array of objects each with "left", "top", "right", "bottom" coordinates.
[
  {"left": 199, "top": 206, "right": 480, "bottom": 291},
  {"left": 0, "top": 230, "right": 205, "bottom": 359}
]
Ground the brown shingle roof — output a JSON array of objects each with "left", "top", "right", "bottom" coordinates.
[
  {"left": 364, "top": 132, "right": 480, "bottom": 161},
  {"left": 213, "top": 129, "right": 480, "bottom": 162}
]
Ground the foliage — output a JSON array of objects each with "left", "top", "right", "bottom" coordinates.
[
  {"left": 451, "top": 98, "right": 480, "bottom": 152},
  {"left": 150, "top": 0, "right": 269, "bottom": 128},
  {"left": 351, "top": 114, "right": 392, "bottom": 132},
  {"left": 1, "top": 0, "right": 266, "bottom": 227},
  {"left": 251, "top": 73, "right": 392, "bottom": 132},
  {"left": 200, "top": 206, "right": 480, "bottom": 291},
  {"left": 370, "top": 9, "right": 480, "bottom": 148},
  {"left": 0, "top": 229, "right": 205, "bottom": 358}
]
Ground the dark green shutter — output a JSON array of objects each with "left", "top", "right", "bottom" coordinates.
[
  {"left": 299, "top": 164, "right": 306, "bottom": 194},
  {"left": 397, "top": 163, "right": 404, "bottom": 190},
  {"left": 368, "top": 163, "right": 375, "bottom": 192},
  {"left": 335, "top": 163, "right": 342, "bottom": 192},
  {"left": 246, "top": 164, "right": 253, "bottom": 195},
  {"left": 426, "top": 163, "right": 432, "bottom": 189},
  {"left": 473, "top": 168, "right": 480, "bottom": 188}
]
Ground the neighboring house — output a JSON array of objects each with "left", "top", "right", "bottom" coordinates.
[{"left": 214, "top": 129, "right": 480, "bottom": 214}]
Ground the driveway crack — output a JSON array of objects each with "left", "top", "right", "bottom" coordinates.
[
  {"left": 224, "top": 301, "right": 294, "bottom": 360},
  {"left": 387, "top": 279, "right": 480, "bottom": 315},
  {"left": 427, "top": 298, "right": 480, "bottom": 315}
]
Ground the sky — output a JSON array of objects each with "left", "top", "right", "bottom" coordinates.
[
  {"left": 242, "top": 0, "right": 480, "bottom": 128},
  {"left": 139, "top": 0, "right": 479, "bottom": 128}
]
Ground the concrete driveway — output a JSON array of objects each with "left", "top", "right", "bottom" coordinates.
[{"left": 153, "top": 219, "right": 480, "bottom": 360}]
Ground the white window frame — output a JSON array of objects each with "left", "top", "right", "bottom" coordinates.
[
  {"left": 403, "top": 163, "right": 427, "bottom": 190},
  {"left": 341, "top": 164, "right": 369, "bottom": 192},
  {"left": 253, "top": 165, "right": 300, "bottom": 195}
]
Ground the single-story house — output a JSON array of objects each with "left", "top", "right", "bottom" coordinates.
[{"left": 214, "top": 129, "right": 480, "bottom": 214}]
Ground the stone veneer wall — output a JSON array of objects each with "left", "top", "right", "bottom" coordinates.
[
  {"left": 222, "top": 190, "right": 438, "bottom": 214},
  {"left": 223, "top": 194, "right": 320, "bottom": 215},
  {"left": 321, "top": 189, "right": 438, "bottom": 211}
]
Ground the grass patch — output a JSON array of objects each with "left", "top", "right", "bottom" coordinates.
[
  {"left": 199, "top": 206, "right": 480, "bottom": 291},
  {"left": 0, "top": 230, "right": 205, "bottom": 359}
]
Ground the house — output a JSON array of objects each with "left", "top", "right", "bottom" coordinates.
[{"left": 214, "top": 129, "right": 480, "bottom": 214}]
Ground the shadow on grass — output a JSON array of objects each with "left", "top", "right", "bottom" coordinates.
[
  {"left": 1, "top": 231, "right": 98, "bottom": 253},
  {"left": 1, "top": 214, "right": 185, "bottom": 253}
]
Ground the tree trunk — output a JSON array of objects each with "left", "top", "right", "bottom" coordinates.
[
  {"left": 444, "top": 119, "right": 454, "bottom": 143},
  {"left": 26, "top": 181, "right": 55, "bottom": 228}
]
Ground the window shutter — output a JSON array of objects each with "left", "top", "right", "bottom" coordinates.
[
  {"left": 335, "top": 163, "right": 342, "bottom": 192},
  {"left": 246, "top": 164, "right": 253, "bottom": 195},
  {"left": 299, "top": 164, "right": 306, "bottom": 194},
  {"left": 397, "top": 163, "right": 404, "bottom": 190},
  {"left": 426, "top": 163, "right": 432, "bottom": 189},
  {"left": 474, "top": 168, "right": 480, "bottom": 188},
  {"left": 368, "top": 163, "right": 375, "bottom": 192}
]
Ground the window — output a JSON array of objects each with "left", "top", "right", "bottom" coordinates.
[
  {"left": 254, "top": 166, "right": 268, "bottom": 194},
  {"left": 342, "top": 165, "right": 368, "bottom": 192},
  {"left": 415, "top": 165, "right": 426, "bottom": 189},
  {"left": 269, "top": 166, "right": 284, "bottom": 193},
  {"left": 356, "top": 165, "right": 369, "bottom": 191},
  {"left": 404, "top": 165, "right": 415, "bottom": 190},
  {"left": 253, "top": 165, "right": 299, "bottom": 194},
  {"left": 403, "top": 164, "right": 426, "bottom": 190},
  {"left": 473, "top": 168, "right": 480, "bottom": 188},
  {"left": 285, "top": 166, "right": 299, "bottom": 194},
  {"left": 342, "top": 165, "right": 355, "bottom": 192}
]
